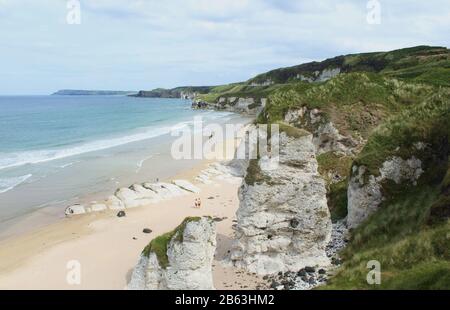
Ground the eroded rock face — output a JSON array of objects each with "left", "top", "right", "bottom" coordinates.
[
  {"left": 284, "top": 107, "right": 359, "bottom": 155},
  {"left": 128, "top": 217, "right": 217, "bottom": 290},
  {"left": 347, "top": 156, "right": 424, "bottom": 228},
  {"left": 231, "top": 133, "right": 332, "bottom": 275}
]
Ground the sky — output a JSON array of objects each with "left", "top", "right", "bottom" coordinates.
[{"left": 0, "top": 0, "right": 449, "bottom": 95}]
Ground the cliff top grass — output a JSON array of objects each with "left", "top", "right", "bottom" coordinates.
[
  {"left": 142, "top": 217, "right": 202, "bottom": 269},
  {"left": 249, "top": 45, "right": 449, "bottom": 87},
  {"left": 353, "top": 89, "right": 450, "bottom": 178},
  {"left": 278, "top": 122, "right": 310, "bottom": 139}
]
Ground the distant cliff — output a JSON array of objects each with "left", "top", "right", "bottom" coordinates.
[
  {"left": 52, "top": 89, "right": 137, "bottom": 96},
  {"left": 131, "top": 86, "right": 214, "bottom": 99}
]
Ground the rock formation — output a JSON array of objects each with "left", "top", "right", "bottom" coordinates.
[
  {"left": 192, "top": 97, "right": 266, "bottom": 115},
  {"left": 128, "top": 217, "right": 217, "bottom": 290},
  {"left": 284, "top": 107, "right": 360, "bottom": 155},
  {"left": 347, "top": 156, "right": 424, "bottom": 228},
  {"left": 230, "top": 131, "right": 332, "bottom": 275},
  {"left": 64, "top": 179, "right": 200, "bottom": 217}
]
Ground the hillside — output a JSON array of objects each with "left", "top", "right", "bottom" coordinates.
[
  {"left": 249, "top": 45, "right": 450, "bottom": 86},
  {"left": 131, "top": 86, "right": 215, "bottom": 99},
  {"left": 200, "top": 45, "right": 450, "bottom": 289},
  {"left": 133, "top": 46, "right": 449, "bottom": 106}
]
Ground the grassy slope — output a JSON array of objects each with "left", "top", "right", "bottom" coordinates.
[
  {"left": 242, "top": 48, "right": 450, "bottom": 289},
  {"left": 250, "top": 45, "right": 450, "bottom": 87},
  {"left": 323, "top": 92, "right": 450, "bottom": 289}
]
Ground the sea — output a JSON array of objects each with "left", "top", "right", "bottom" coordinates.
[{"left": 0, "top": 95, "right": 242, "bottom": 234}]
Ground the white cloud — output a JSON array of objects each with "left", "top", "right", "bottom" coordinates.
[{"left": 0, "top": 0, "right": 448, "bottom": 94}]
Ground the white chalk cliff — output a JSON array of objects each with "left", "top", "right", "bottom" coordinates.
[
  {"left": 231, "top": 131, "right": 332, "bottom": 275},
  {"left": 128, "top": 217, "right": 217, "bottom": 290},
  {"left": 347, "top": 156, "right": 424, "bottom": 228}
]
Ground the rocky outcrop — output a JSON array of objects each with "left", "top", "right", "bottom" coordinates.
[
  {"left": 297, "top": 68, "right": 341, "bottom": 83},
  {"left": 128, "top": 217, "right": 216, "bottom": 290},
  {"left": 230, "top": 132, "right": 332, "bottom": 275},
  {"left": 284, "top": 107, "right": 360, "bottom": 155},
  {"left": 64, "top": 179, "right": 200, "bottom": 217},
  {"left": 193, "top": 97, "right": 266, "bottom": 115},
  {"left": 347, "top": 156, "right": 424, "bottom": 228}
]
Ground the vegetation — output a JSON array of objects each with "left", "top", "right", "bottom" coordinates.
[
  {"left": 250, "top": 45, "right": 449, "bottom": 87},
  {"left": 139, "top": 46, "right": 450, "bottom": 288},
  {"left": 317, "top": 152, "right": 353, "bottom": 221},
  {"left": 142, "top": 217, "right": 202, "bottom": 268},
  {"left": 323, "top": 92, "right": 449, "bottom": 289}
]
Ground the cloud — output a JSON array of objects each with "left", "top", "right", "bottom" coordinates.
[{"left": 0, "top": 0, "right": 448, "bottom": 94}]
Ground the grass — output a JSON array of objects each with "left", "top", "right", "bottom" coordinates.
[
  {"left": 322, "top": 91, "right": 450, "bottom": 289},
  {"left": 142, "top": 217, "right": 202, "bottom": 268},
  {"left": 323, "top": 183, "right": 450, "bottom": 289},
  {"left": 278, "top": 122, "right": 310, "bottom": 139},
  {"left": 317, "top": 152, "right": 353, "bottom": 221},
  {"left": 353, "top": 89, "right": 450, "bottom": 180}
]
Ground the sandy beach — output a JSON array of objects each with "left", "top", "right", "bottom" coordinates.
[{"left": 0, "top": 124, "right": 265, "bottom": 290}]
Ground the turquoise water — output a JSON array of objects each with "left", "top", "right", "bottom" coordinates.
[
  {"left": 0, "top": 96, "right": 211, "bottom": 169},
  {"left": 0, "top": 95, "right": 237, "bottom": 226}
]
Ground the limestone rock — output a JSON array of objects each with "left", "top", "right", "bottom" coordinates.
[
  {"left": 90, "top": 203, "right": 107, "bottom": 212},
  {"left": 231, "top": 132, "right": 332, "bottom": 275},
  {"left": 172, "top": 180, "right": 200, "bottom": 194},
  {"left": 347, "top": 156, "right": 424, "bottom": 228},
  {"left": 128, "top": 217, "right": 216, "bottom": 290},
  {"left": 65, "top": 204, "right": 87, "bottom": 216},
  {"left": 115, "top": 188, "right": 152, "bottom": 208},
  {"left": 106, "top": 195, "right": 125, "bottom": 210}
]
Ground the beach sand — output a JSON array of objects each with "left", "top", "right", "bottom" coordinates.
[{"left": 0, "top": 127, "right": 266, "bottom": 290}]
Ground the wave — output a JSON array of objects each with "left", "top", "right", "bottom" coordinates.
[
  {"left": 0, "top": 111, "right": 234, "bottom": 171},
  {"left": 0, "top": 174, "right": 32, "bottom": 194},
  {"left": 0, "top": 125, "right": 180, "bottom": 171}
]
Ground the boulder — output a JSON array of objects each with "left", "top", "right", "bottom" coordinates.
[
  {"left": 90, "top": 203, "right": 107, "bottom": 212},
  {"left": 172, "top": 180, "right": 200, "bottom": 194},
  {"left": 115, "top": 188, "right": 152, "bottom": 208},
  {"left": 65, "top": 204, "right": 87, "bottom": 216},
  {"left": 106, "top": 195, "right": 125, "bottom": 210}
]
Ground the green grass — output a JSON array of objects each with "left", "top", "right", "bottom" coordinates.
[
  {"left": 323, "top": 184, "right": 450, "bottom": 289},
  {"left": 353, "top": 89, "right": 450, "bottom": 180},
  {"left": 142, "top": 217, "right": 202, "bottom": 268},
  {"left": 322, "top": 91, "right": 450, "bottom": 289},
  {"left": 317, "top": 152, "right": 353, "bottom": 221},
  {"left": 278, "top": 122, "right": 310, "bottom": 139}
]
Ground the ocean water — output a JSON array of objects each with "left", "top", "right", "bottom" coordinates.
[{"left": 0, "top": 95, "right": 238, "bottom": 228}]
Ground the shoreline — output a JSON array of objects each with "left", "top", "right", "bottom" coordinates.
[
  {"left": 0, "top": 118, "right": 265, "bottom": 290},
  {"left": 0, "top": 113, "right": 252, "bottom": 241}
]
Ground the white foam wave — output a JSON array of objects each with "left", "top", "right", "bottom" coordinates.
[
  {"left": 0, "top": 112, "right": 233, "bottom": 171},
  {"left": 0, "top": 174, "right": 32, "bottom": 194},
  {"left": 0, "top": 125, "right": 179, "bottom": 171}
]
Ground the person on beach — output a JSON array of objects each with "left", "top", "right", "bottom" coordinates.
[{"left": 194, "top": 198, "right": 202, "bottom": 208}]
